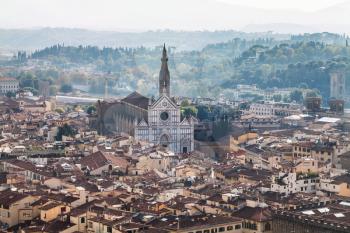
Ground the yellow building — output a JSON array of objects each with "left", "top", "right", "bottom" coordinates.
[
  {"left": 293, "top": 158, "right": 318, "bottom": 174},
  {"left": 40, "top": 202, "right": 71, "bottom": 222},
  {"left": 0, "top": 190, "right": 38, "bottom": 227},
  {"left": 230, "top": 131, "right": 258, "bottom": 152},
  {"left": 318, "top": 174, "right": 350, "bottom": 197}
]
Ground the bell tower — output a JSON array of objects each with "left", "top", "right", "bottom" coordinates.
[{"left": 159, "top": 44, "right": 170, "bottom": 97}]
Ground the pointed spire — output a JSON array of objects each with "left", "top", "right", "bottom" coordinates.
[
  {"left": 162, "top": 43, "right": 168, "bottom": 59},
  {"left": 159, "top": 43, "right": 170, "bottom": 96}
]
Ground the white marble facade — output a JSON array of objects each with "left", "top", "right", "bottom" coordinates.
[
  {"left": 135, "top": 94, "right": 194, "bottom": 153},
  {"left": 135, "top": 45, "right": 194, "bottom": 153}
]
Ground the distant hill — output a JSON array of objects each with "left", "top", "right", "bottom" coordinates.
[
  {"left": 0, "top": 28, "right": 291, "bottom": 52},
  {"left": 242, "top": 23, "right": 321, "bottom": 34}
]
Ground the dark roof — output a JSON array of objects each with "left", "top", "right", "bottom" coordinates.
[
  {"left": 245, "top": 144, "right": 265, "bottom": 154},
  {"left": 40, "top": 202, "right": 61, "bottom": 211},
  {"left": 5, "top": 159, "right": 52, "bottom": 177},
  {"left": 149, "top": 214, "right": 242, "bottom": 231},
  {"left": 43, "top": 220, "right": 75, "bottom": 233},
  {"left": 232, "top": 206, "right": 272, "bottom": 222},
  {"left": 80, "top": 151, "right": 108, "bottom": 171},
  {"left": 122, "top": 91, "right": 149, "bottom": 110},
  {"left": 70, "top": 200, "right": 103, "bottom": 217},
  {"left": 332, "top": 174, "right": 350, "bottom": 185},
  {"left": 0, "top": 190, "right": 29, "bottom": 208}
]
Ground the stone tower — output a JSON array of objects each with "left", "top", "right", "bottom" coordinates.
[
  {"left": 159, "top": 44, "right": 170, "bottom": 97},
  {"left": 330, "top": 71, "right": 346, "bottom": 100}
]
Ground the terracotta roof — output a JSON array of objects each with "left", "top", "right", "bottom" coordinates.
[
  {"left": 232, "top": 206, "right": 272, "bottom": 222},
  {"left": 0, "top": 77, "right": 17, "bottom": 82},
  {"left": 80, "top": 151, "right": 109, "bottom": 171}
]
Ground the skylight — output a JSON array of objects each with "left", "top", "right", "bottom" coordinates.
[
  {"left": 317, "top": 207, "right": 330, "bottom": 213},
  {"left": 302, "top": 210, "right": 315, "bottom": 215},
  {"left": 334, "top": 213, "right": 345, "bottom": 218},
  {"left": 340, "top": 201, "right": 350, "bottom": 207}
]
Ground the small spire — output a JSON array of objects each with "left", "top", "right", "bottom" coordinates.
[{"left": 162, "top": 43, "right": 168, "bottom": 61}]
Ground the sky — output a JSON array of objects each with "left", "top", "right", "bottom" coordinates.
[
  {"left": 219, "top": 0, "right": 346, "bottom": 11},
  {"left": 0, "top": 0, "right": 349, "bottom": 31}
]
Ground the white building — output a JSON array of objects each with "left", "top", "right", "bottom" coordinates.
[
  {"left": 248, "top": 102, "right": 275, "bottom": 117},
  {"left": 135, "top": 45, "right": 194, "bottom": 154},
  {"left": 0, "top": 77, "right": 19, "bottom": 94},
  {"left": 271, "top": 172, "right": 319, "bottom": 196}
]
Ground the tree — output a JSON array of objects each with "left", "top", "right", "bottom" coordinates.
[
  {"left": 60, "top": 84, "right": 73, "bottom": 93},
  {"left": 6, "top": 91, "right": 16, "bottom": 98},
  {"left": 55, "top": 124, "right": 76, "bottom": 141},
  {"left": 86, "top": 105, "right": 96, "bottom": 115},
  {"left": 272, "top": 94, "right": 282, "bottom": 102},
  {"left": 306, "top": 89, "right": 320, "bottom": 98},
  {"left": 239, "top": 102, "right": 250, "bottom": 110},
  {"left": 289, "top": 90, "right": 304, "bottom": 103},
  {"left": 181, "top": 99, "right": 190, "bottom": 107},
  {"left": 197, "top": 105, "right": 210, "bottom": 121},
  {"left": 181, "top": 106, "right": 198, "bottom": 118},
  {"left": 55, "top": 108, "right": 64, "bottom": 114}
]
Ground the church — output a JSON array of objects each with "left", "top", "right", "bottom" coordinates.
[
  {"left": 95, "top": 45, "right": 194, "bottom": 153},
  {"left": 134, "top": 45, "right": 194, "bottom": 153}
]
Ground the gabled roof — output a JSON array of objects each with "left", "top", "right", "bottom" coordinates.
[
  {"left": 138, "top": 118, "right": 148, "bottom": 127},
  {"left": 122, "top": 91, "right": 149, "bottom": 110},
  {"left": 150, "top": 94, "right": 178, "bottom": 110},
  {"left": 80, "top": 151, "right": 109, "bottom": 171},
  {"left": 180, "top": 118, "right": 191, "bottom": 126}
]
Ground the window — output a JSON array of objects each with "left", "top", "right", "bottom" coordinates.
[
  {"left": 235, "top": 224, "right": 241, "bottom": 229},
  {"left": 23, "top": 212, "right": 31, "bottom": 218},
  {"left": 88, "top": 222, "right": 93, "bottom": 228},
  {"left": 265, "top": 222, "right": 271, "bottom": 231},
  {"left": 226, "top": 226, "right": 233, "bottom": 230},
  {"left": 218, "top": 227, "right": 225, "bottom": 232},
  {"left": 251, "top": 223, "right": 257, "bottom": 230},
  {"left": 211, "top": 229, "right": 217, "bottom": 233},
  {"left": 80, "top": 217, "right": 85, "bottom": 223},
  {"left": 195, "top": 231, "right": 202, "bottom": 233},
  {"left": 204, "top": 230, "right": 210, "bottom": 233},
  {"left": 107, "top": 226, "right": 112, "bottom": 233},
  {"left": 160, "top": 111, "right": 169, "bottom": 121}
]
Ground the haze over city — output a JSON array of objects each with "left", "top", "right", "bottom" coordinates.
[
  {"left": 1, "top": 1, "right": 350, "bottom": 233},
  {"left": 1, "top": 0, "right": 350, "bottom": 33}
]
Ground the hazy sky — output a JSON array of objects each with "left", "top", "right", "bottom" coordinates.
[
  {"left": 1, "top": 0, "right": 349, "bottom": 31},
  {"left": 219, "top": 0, "right": 346, "bottom": 11}
]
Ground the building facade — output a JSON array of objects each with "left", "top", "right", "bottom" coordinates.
[
  {"left": 135, "top": 45, "right": 194, "bottom": 154},
  {"left": 0, "top": 77, "right": 19, "bottom": 94}
]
